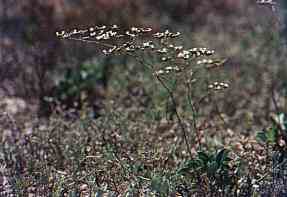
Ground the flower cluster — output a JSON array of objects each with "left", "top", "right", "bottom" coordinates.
[
  {"left": 208, "top": 82, "right": 229, "bottom": 91},
  {"left": 56, "top": 25, "right": 229, "bottom": 92},
  {"left": 56, "top": 25, "right": 151, "bottom": 41},
  {"left": 56, "top": 26, "right": 183, "bottom": 55},
  {"left": 154, "top": 66, "right": 181, "bottom": 76},
  {"left": 153, "top": 30, "right": 181, "bottom": 39}
]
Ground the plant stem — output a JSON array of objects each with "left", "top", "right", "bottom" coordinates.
[
  {"left": 131, "top": 54, "right": 192, "bottom": 157},
  {"left": 154, "top": 74, "right": 192, "bottom": 158},
  {"left": 185, "top": 80, "right": 202, "bottom": 149}
]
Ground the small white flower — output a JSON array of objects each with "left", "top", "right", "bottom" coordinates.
[
  {"left": 177, "top": 52, "right": 184, "bottom": 58},
  {"left": 126, "top": 31, "right": 136, "bottom": 37},
  {"left": 153, "top": 32, "right": 164, "bottom": 38},
  {"left": 157, "top": 48, "right": 168, "bottom": 53},
  {"left": 161, "top": 57, "right": 168, "bottom": 61},
  {"left": 111, "top": 24, "right": 119, "bottom": 29},
  {"left": 174, "top": 46, "right": 183, "bottom": 50},
  {"left": 155, "top": 70, "right": 164, "bottom": 75},
  {"left": 90, "top": 32, "right": 96, "bottom": 36},
  {"left": 141, "top": 27, "right": 152, "bottom": 32},
  {"left": 171, "top": 32, "right": 181, "bottom": 37},
  {"left": 56, "top": 31, "right": 65, "bottom": 37},
  {"left": 207, "top": 59, "right": 213, "bottom": 64}
]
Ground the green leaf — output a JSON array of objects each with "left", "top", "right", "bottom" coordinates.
[
  {"left": 177, "top": 159, "right": 200, "bottom": 174},
  {"left": 150, "top": 175, "right": 161, "bottom": 190},
  {"left": 197, "top": 151, "right": 210, "bottom": 163},
  {"left": 266, "top": 127, "right": 277, "bottom": 143},
  {"left": 279, "top": 113, "right": 287, "bottom": 131},
  {"left": 207, "top": 161, "right": 218, "bottom": 176},
  {"left": 150, "top": 175, "right": 169, "bottom": 196},
  {"left": 256, "top": 131, "right": 267, "bottom": 143},
  {"left": 216, "top": 149, "right": 229, "bottom": 166}
]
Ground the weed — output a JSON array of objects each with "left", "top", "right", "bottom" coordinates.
[{"left": 56, "top": 25, "right": 229, "bottom": 158}]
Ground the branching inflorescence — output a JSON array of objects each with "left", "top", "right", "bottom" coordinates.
[{"left": 56, "top": 25, "right": 229, "bottom": 157}]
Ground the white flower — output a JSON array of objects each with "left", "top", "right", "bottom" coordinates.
[{"left": 157, "top": 48, "right": 168, "bottom": 53}]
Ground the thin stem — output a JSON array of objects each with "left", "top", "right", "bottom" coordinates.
[
  {"left": 67, "top": 37, "right": 115, "bottom": 48},
  {"left": 186, "top": 80, "right": 202, "bottom": 149},
  {"left": 271, "top": 83, "right": 279, "bottom": 114},
  {"left": 129, "top": 53, "right": 192, "bottom": 157},
  {"left": 155, "top": 73, "right": 192, "bottom": 158}
]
